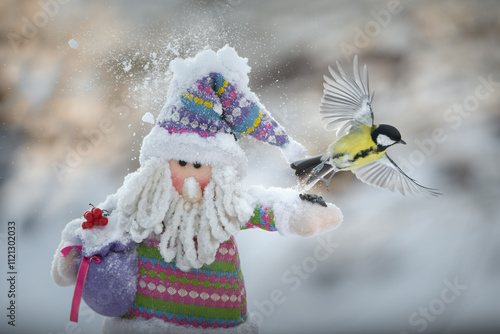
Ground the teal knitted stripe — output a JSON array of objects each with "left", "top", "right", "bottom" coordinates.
[{"left": 180, "top": 95, "right": 221, "bottom": 121}]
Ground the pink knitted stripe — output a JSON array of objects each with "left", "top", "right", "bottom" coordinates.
[
  {"left": 142, "top": 238, "right": 239, "bottom": 262},
  {"left": 142, "top": 238, "right": 160, "bottom": 248},
  {"left": 135, "top": 284, "right": 244, "bottom": 309},
  {"left": 213, "top": 244, "right": 240, "bottom": 262},
  {"left": 136, "top": 275, "right": 244, "bottom": 308},
  {"left": 137, "top": 271, "right": 242, "bottom": 298},
  {"left": 138, "top": 274, "right": 241, "bottom": 294}
]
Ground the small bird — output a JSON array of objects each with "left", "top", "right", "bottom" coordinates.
[{"left": 291, "top": 56, "right": 440, "bottom": 196}]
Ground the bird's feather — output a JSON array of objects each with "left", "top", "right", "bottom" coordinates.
[
  {"left": 320, "top": 55, "right": 374, "bottom": 137},
  {"left": 351, "top": 154, "right": 441, "bottom": 197}
]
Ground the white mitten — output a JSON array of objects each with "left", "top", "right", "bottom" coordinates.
[
  {"left": 50, "top": 239, "right": 80, "bottom": 287},
  {"left": 289, "top": 200, "right": 343, "bottom": 237}
]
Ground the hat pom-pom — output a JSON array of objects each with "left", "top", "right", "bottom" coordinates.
[{"left": 281, "top": 139, "right": 307, "bottom": 164}]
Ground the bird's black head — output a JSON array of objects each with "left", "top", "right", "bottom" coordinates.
[{"left": 371, "top": 124, "right": 406, "bottom": 151}]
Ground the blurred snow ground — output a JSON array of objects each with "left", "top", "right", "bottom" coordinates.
[{"left": 1, "top": 1, "right": 500, "bottom": 333}]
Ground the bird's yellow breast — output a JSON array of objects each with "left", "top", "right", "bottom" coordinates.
[{"left": 327, "top": 125, "right": 384, "bottom": 170}]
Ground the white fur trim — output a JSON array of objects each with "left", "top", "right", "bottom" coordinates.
[
  {"left": 281, "top": 139, "right": 307, "bottom": 163},
  {"left": 139, "top": 126, "right": 248, "bottom": 177},
  {"left": 102, "top": 314, "right": 259, "bottom": 334}
]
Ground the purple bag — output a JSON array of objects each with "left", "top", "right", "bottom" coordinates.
[{"left": 81, "top": 241, "right": 138, "bottom": 317}]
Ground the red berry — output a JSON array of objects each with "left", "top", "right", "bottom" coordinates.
[
  {"left": 97, "top": 216, "right": 108, "bottom": 227},
  {"left": 83, "top": 211, "right": 95, "bottom": 222},
  {"left": 91, "top": 207, "right": 102, "bottom": 217},
  {"left": 82, "top": 221, "right": 91, "bottom": 229}
]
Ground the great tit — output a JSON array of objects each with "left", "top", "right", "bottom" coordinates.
[{"left": 291, "top": 56, "right": 440, "bottom": 196}]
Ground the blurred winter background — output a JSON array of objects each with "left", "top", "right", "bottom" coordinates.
[{"left": 1, "top": 0, "right": 499, "bottom": 333}]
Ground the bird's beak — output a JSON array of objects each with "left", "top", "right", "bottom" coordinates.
[{"left": 399, "top": 139, "right": 406, "bottom": 145}]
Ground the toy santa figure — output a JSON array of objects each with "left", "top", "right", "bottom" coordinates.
[{"left": 51, "top": 46, "right": 343, "bottom": 334}]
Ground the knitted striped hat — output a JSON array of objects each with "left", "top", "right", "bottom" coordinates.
[{"left": 140, "top": 46, "right": 306, "bottom": 176}]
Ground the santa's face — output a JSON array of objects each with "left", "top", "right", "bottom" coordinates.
[
  {"left": 168, "top": 160, "right": 212, "bottom": 203},
  {"left": 118, "top": 158, "right": 252, "bottom": 271}
]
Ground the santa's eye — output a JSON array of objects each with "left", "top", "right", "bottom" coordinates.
[
  {"left": 179, "top": 160, "right": 187, "bottom": 166},
  {"left": 193, "top": 163, "right": 201, "bottom": 169}
]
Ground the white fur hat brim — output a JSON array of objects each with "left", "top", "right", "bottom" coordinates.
[{"left": 139, "top": 126, "right": 248, "bottom": 177}]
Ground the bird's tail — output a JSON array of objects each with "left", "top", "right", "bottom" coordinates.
[
  {"left": 291, "top": 155, "right": 323, "bottom": 176},
  {"left": 291, "top": 156, "right": 336, "bottom": 191}
]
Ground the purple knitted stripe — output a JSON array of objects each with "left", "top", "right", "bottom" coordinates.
[
  {"left": 216, "top": 77, "right": 289, "bottom": 147},
  {"left": 159, "top": 106, "right": 231, "bottom": 137}
]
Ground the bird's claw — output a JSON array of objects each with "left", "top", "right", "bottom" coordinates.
[
  {"left": 324, "top": 171, "right": 336, "bottom": 192},
  {"left": 312, "top": 161, "right": 325, "bottom": 177},
  {"left": 299, "top": 193, "right": 327, "bottom": 207}
]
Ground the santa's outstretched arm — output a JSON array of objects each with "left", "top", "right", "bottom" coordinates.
[{"left": 243, "top": 186, "right": 343, "bottom": 237}]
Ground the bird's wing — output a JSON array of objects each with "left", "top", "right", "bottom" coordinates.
[
  {"left": 320, "top": 55, "right": 374, "bottom": 137},
  {"left": 351, "top": 154, "right": 441, "bottom": 197}
]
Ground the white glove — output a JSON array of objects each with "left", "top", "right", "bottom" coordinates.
[
  {"left": 50, "top": 239, "right": 81, "bottom": 287},
  {"left": 288, "top": 198, "right": 343, "bottom": 237}
]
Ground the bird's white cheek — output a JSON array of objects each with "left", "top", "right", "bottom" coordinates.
[{"left": 377, "top": 134, "right": 395, "bottom": 146}]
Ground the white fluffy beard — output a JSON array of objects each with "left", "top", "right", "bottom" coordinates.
[{"left": 117, "top": 158, "right": 253, "bottom": 272}]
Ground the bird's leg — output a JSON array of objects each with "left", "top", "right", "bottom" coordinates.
[
  {"left": 311, "top": 161, "right": 326, "bottom": 176},
  {"left": 322, "top": 169, "right": 337, "bottom": 192}
]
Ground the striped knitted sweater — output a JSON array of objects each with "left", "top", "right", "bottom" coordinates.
[{"left": 122, "top": 205, "right": 277, "bottom": 329}]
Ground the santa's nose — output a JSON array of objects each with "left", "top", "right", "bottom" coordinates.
[{"left": 182, "top": 177, "right": 203, "bottom": 203}]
